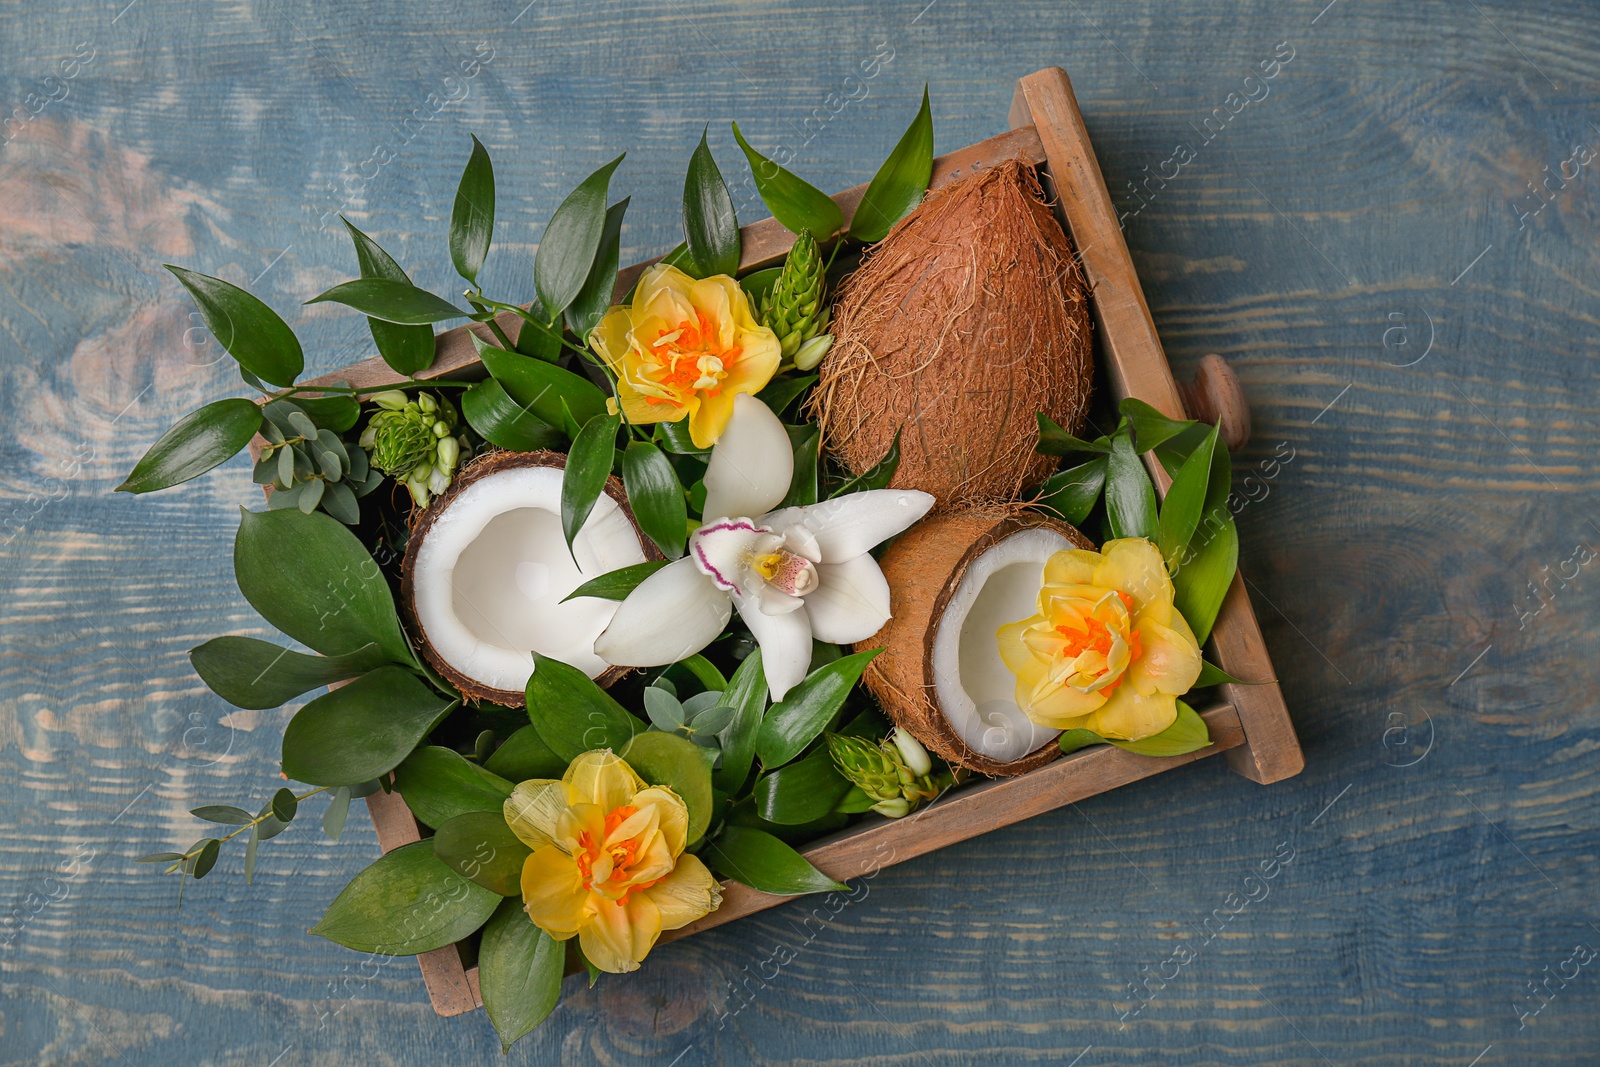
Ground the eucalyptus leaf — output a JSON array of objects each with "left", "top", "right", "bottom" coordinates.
[
  {"left": 731, "top": 123, "right": 843, "bottom": 239},
  {"left": 306, "top": 279, "right": 469, "bottom": 325},
  {"left": 450, "top": 134, "right": 496, "bottom": 284},
  {"left": 1034, "top": 456, "right": 1106, "bottom": 525},
  {"left": 311, "top": 840, "right": 499, "bottom": 955},
  {"left": 560, "top": 560, "right": 670, "bottom": 603},
  {"left": 117, "top": 399, "right": 262, "bottom": 494},
  {"left": 524, "top": 653, "right": 637, "bottom": 761},
  {"left": 280, "top": 666, "right": 455, "bottom": 786},
  {"left": 461, "top": 378, "right": 566, "bottom": 452},
  {"left": 340, "top": 218, "right": 436, "bottom": 375},
  {"left": 271, "top": 787, "right": 298, "bottom": 822},
  {"left": 320, "top": 479, "right": 361, "bottom": 525},
  {"left": 566, "top": 197, "right": 629, "bottom": 338},
  {"left": 192, "top": 839, "right": 221, "bottom": 879},
  {"left": 622, "top": 440, "right": 687, "bottom": 558},
  {"left": 323, "top": 786, "right": 352, "bottom": 841},
  {"left": 479, "top": 897, "right": 565, "bottom": 1052},
  {"left": 561, "top": 413, "right": 620, "bottom": 553},
  {"left": 705, "top": 825, "right": 846, "bottom": 895},
  {"left": 190, "top": 805, "right": 253, "bottom": 825},
  {"left": 535, "top": 154, "right": 625, "bottom": 316},
  {"left": 683, "top": 127, "right": 740, "bottom": 277},
  {"left": 755, "top": 648, "right": 880, "bottom": 768},
  {"left": 849, "top": 86, "right": 934, "bottom": 242},
  {"left": 753, "top": 748, "right": 851, "bottom": 825},
  {"left": 644, "top": 686, "right": 686, "bottom": 731},
  {"left": 432, "top": 811, "right": 531, "bottom": 896},
  {"left": 1105, "top": 429, "right": 1158, "bottom": 541},
  {"left": 394, "top": 746, "right": 515, "bottom": 829},
  {"left": 165, "top": 266, "right": 304, "bottom": 386},
  {"left": 623, "top": 731, "right": 713, "bottom": 845}
]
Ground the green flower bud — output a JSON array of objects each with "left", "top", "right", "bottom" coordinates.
[
  {"left": 371, "top": 390, "right": 409, "bottom": 411},
  {"left": 792, "top": 333, "right": 834, "bottom": 371},
  {"left": 362, "top": 391, "right": 464, "bottom": 507},
  {"left": 760, "top": 231, "right": 831, "bottom": 358}
]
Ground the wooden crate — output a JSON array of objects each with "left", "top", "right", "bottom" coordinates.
[{"left": 303, "top": 65, "right": 1304, "bottom": 1018}]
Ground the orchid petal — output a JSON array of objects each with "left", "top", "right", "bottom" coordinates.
[
  {"left": 688, "top": 518, "right": 772, "bottom": 595},
  {"left": 702, "top": 393, "right": 793, "bottom": 521},
  {"left": 763, "top": 489, "right": 933, "bottom": 563},
  {"left": 804, "top": 553, "right": 892, "bottom": 643},
  {"left": 594, "top": 557, "right": 731, "bottom": 667},
  {"left": 736, "top": 594, "right": 812, "bottom": 701}
]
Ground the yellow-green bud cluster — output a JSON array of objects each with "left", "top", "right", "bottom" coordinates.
[
  {"left": 825, "top": 728, "right": 944, "bottom": 819},
  {"left": 759, "top": 230, "right": 834, "bottom": 369},
  {"left": 359, "top": 391, "right": 469, "bottom": 508}
]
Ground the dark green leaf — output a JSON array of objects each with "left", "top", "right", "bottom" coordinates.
[
  {"left": 306, "top": 279, "right": 469, "bottom": 325},
  {"left": 476, "top": 340, "right": 608, "bottom": 429},
  {"left": 281, "top": 666, "right": 455, "bottom": 786},
  {"left": 753, "top": 748, "right": 851, "bottom": 825},
  {"left": 1195, "top": 659, "right": 1246, "bottom": 687},
  {"left": 479, "top": 897, "right": 565, "bottom": 1052},
  {"left": 432, "top": 812, "right": 531, "bottom": 896},
  {"left": 233, "top": 507, "right": 412, "bottom": 662},
  {"left": 849, "top": 86, "right": 933, "bottom": 242},
  {"left": 513, "top": 301, "right": 563, "bottom": 362},
  {"left": 655, "top": 418, "right": 709, "bottom": 456},
  {"left": 1173, "top": 513, "right": 1237, "bottom": 645},
  {"left": 706, "top": 825, "right": 846, "bottom": 895},
  {"left": 1034, "top": 456, "right": 1106, "bottom": 525},
  {"left": 1111, "top": 701, "right": 1212, "bottom": 756},
  {"left": 461, "top": 378, "right": 565, "bottom": 452},
  {"left": 566, "top": 198, "right": 629, "bottom": 338},
  {"left": 393, "top": 746, "right": 514, "bottom": 829},
  {"left": 680, "top": 653, "right": 728, "bottom": 692},
  {"left": 525, "top": 653, "right": 637, "bottom": 761},
  {"left": 561, "top": 560, "right": 670, "bottom": 603},
  {"left": 831, "top": 428, "right": 901, "bottom": 497},
  {"left": 1035, "top": 413, "right": 1111, "bottom": 456},
  {"left": 323, "top": 786, "right": 352, "bottom": 841},
  {"left": 1157, "top": 422, "right": 1218, "bottom": 564},
  {"left": 623, "top": 731, "right": 713, "bottom": 845},
  {"left": 243, "top": 826, "right": 261, "bottom": 883},
  {"left": 1119, "top": 397, "right": 1195, "bottom": 454},
  {"left": 725, "top": 805, "right": 849, "bottom": 843},
  {"left": 271, "top": 787, "right": 298, "bottom": 822},
  {"left": 136, "top": 852, "right": 186, "bottom": 864},
  {"left": 190, "top": 804, "right": 253, "bottom": 825},
  {"left": 755, "top": 648, "right": 881, "bottom": 768},
  {"left": 1105, "top": 429, "right": 1158, "bottom": 541},
  {"left": 655, "top": 240, "right": 702, "bottom": 280},
  {"left": 192, "top": 839, "right": 221, "bottom": 879},
  {"left": 737, "top": 266, "right": 782, "bottom": 306},
  {"left": 683, "top": 127, "right": 740, "bottom": 277},
  {"left": 339, "top": 218, "right": 435, "bottom": 375},
  {"left": 189, "top": 637, "right": 389, "bottom": 710},
  {"left": 117, "top": 399, "right": 262, "bottom": 494},
  {"left": 561, "top": 413, "right": 620, "bottom": 553},
  {"left": 622, "top": 441, "right": 687, "bottom": 558},
  {"left": 833, "top": 786, "right": 877, "bottom": 814},
  {"left": 731, "top": 123, "right": 843, "bottom": 240},
  {"left": 778, "top": 423, "right": 820, "bottom": 509},
  {"left": 165, "top": 266, "right": 304, "bottom": 386},
  {"left": 320, "top": 480, "right": 360, "bottom": 525},
  {"left": 755, "top": 374, "right": 818, "bottom": 419},
  {"left": 535, "top": 154, "right": 625, "bottom": 316},
  {"left": 483, "top": 725, "right": 568, "bottom": 782},
  {"left": 450, "top": 134, "right": 496, "bottom": 284},
  {"left": 294, "top": 395, "right": 362, "bottom": 433},
  {"left": 713, "top": 649, "right": 767, "bottom": 794},
  {"left": 311, "top": 840, "right": 499, "bottom": 955}
]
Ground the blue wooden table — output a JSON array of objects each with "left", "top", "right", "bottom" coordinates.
[{"left": 3, "top": 1, "right": 1597, "bottom": 1063}]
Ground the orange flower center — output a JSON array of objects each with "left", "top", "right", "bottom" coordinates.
[
  {"left": 573, "top": 804, "right": 660, "bottom": 905},
  {"left": 1037, "top": 589, "right": 1141, "bottom": 695},
  {"left": 643, "top": 311, "right": 743, "bottom": 408}
]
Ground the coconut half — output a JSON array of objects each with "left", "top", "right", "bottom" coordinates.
[
  {"left": 859, "top": 508, "right": 1093, "bottom": 776},
  {"left": 401, "top": 450, "right": 656, "bottom": 706}
]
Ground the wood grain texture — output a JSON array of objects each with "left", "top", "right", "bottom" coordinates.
[{"left": 4, "top": 0, "right": 1600, "bottom": 1064}]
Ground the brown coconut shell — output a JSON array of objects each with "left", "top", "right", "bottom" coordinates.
[
  {"left": 815, "top": 159, "right": 1094, "bottom": 508},
  {"left": 400, "top": 449, "right": 660, "bottom": 707},
  {"left": 859, "top": 506, "right": 1093, "bottom": 776}
]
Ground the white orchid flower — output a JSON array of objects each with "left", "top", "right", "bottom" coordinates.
[{"left": 594, "top": 393, "right": 934, "bottom": 700}]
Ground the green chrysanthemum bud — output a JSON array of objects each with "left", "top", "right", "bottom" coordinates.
[
  {"left": 362, "top": 392, "right": 462, "bottom": 506},
  {"left": 826, "top": 731, "right": 946, "bottom": 819},
  {"left": 759, "top": 231, "right": 832, "bottom": 359}
]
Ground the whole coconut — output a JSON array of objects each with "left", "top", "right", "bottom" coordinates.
[{"left": 814, "top": 159, "right": 1093, "bottom": 507}]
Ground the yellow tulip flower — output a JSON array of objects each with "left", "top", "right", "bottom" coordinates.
[
  {"left": 504, "top": 749, "right": 722, "bottom": 973},
  {"left": 588, "top": 263, "right": 782, "bottom": 449},
  {"left": 997, "top": 538, "right": 1203, "bottom": 741}
]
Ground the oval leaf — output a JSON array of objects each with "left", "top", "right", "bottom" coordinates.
[
  {"left": 306, "top": 279, "right": 469, "bottom": 325},
  {"left": 535, "top": 154, "right": 625, "bottom": 317},
  {"left": 311, "top": 840, "right": 499, "bottom": 955},
  {"left": 848, "top": 86, "right": 934, "bottom": 242},
  {"left": 394, "top": 746, "right": 514, "bottom": 829},
  {"left": 623, "top": 731, "right": 712, "bottom": 845},
  {"left": 1105, "top": 429, "right": 1158, "bottom": 541},
  {"left": 340, "top": 218, "right": 436, "bottom": 376},
  {"left": 479, "top": 897, "right": 565, "bottom": 1052},
  {"left": 525, "top": 653, "right": 637, "bottom": 762},
  {"left": 731, "top": 123, "right": 843, "bottom": 240},
  {"left": 683, "top": 127, "right": 740, "bottom": 277},
  {"left": 560, "top": 560, "right": 670, "bottom": 603},
  {"left": 1035, "top": 456, "right": 1107, "bottom": 526},
  {"left": 166, "top": 266, "right": 304, "bottom": 386},
  {"left": 705, "top": 825, "right": 845, "bottom": 895},
  {"left": 117, "top": 398, "right": 262, "bottom": 494},
  {"left": 450, "top": 134, "right": 496, "bottom": 284},
  {"left": 281, "top": 666, "right": 455, "bottom": 786},
  {"left": 190, "top": 637, "right": 389, "bottom": 710},
  {"left": 561, "top": 413, "right": 620, "bottom": 553},
  {"left": 483, "top": 725, "right": 568, "bottom": 782},
  {"left": 753, "top": 748, "right": 850, "bottom": 825},
  {"left": 190, "top": 804, "right": 253, "bottom": 825},
  {"left": 565, "top": 197, "right": 629, "bottom": 339},
  {"left": 461, "top": 378, "right": 566, "bottom": 452},
  {"left": 755, "top": 648, "right": 881, "bottom": 768},
  {"left": 622, "top": 441, "right": 687, "bottom": 558},
  {"left": 271, "top": 787, "right": 298, "bottom": 822},
  {"left": 476, "top": 341, "right": 607, "bottom": 429},
  {"left": 432, "top": 812, "right": 532, "bottom": 896}
]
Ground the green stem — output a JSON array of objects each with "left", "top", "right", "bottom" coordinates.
[
  {"left": 472, "top": 296, "right": 591, "bottom": 360},
  {"left": 270, "top": 380, "right": 471, "bottom": 401},
  {"left": 165, "top": 785, "right": 332, "bottom": 874},
  {"left": 465, "top": 294, "right": 518, "bottom": 351}
]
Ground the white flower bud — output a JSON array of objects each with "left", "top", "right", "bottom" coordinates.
[
  {"left": 437, "top": 436, "right": 460, "bottom": 470},
  {"left": 417, "top": 392, "right": 438, "bottom": 414},
  {"left": 891, "top": 727, "right": 932, "bottom": 777},
  {"left": 372, "top": 390, "right": 408, "bottom": 411},
  {"left": 429, "top": 466, "right": 450, "bottom": 495},
  {"left": 793, "top": 333, "right": 834, "bottom": 371}
]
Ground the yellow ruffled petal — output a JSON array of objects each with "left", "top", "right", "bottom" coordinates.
[
  {"left": 1094, "top": 538, "right": 1172, "bottom": 621},
  {"left": 1042, "top": 549, "right": 1102, "bottom": 587},
  {"left": 645, "top": 853, "right": 723, "bottom": 931},
  {"left": 520, "top": 846, "right": 592, "bottom": 938},
  {"left": 1022, "top": 678, "right": 1106, "bottom": 728},
  {"left": 1086, "top": 687, "right": 1178, "bottom": 741},
  {"left": 688, "top": 389, "right": 737, "bottom": 450},
  {"left": 564, "top": 750, "right": 644, "bottom": 811},
  {"left": 587, "top": 306, "right": 634, "bottom": 377},
  {"left": 1131, "top": 615, "right": 1203, "bottom": 696},
  {"left": 996, "top": 617, "right": 1042, "bottom": 675},
  {"left": 630, "top": 786, "right": 689, "bottom": 857},
  {"left": 503, "top": 780, "right": 565, "bottom": 852},
  {"left": 635, "top": 263, "right": 697, "bottom": 310},
  {"left": 578, "top": 892, "right": 663, "bottom": 974}
]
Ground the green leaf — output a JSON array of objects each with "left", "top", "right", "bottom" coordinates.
[
  {"left": 479, "top": 897, "right": 565, "bottom": 1052},
  {"left": 706, "top": 825, "right": 845, "bottom": 895},
  {"left": 484, "top": 725, "right": 568, "bottom": 782},
  {"left": 1195, "top": 659, "right": 1247, "bottom": 687},
  {"left": 622, "top": 441, "right": 687, "bottom": 558},
  {"left": 535, "top": 154, "right": 625, "bottom": 316},
  {"left": 432, "top": 811, "right": 531, "bottom": 896},
  {"left": 566, "top": 198, "right": 630, "bottom": 338},
  {"left": 311, "top": 840, "right": 499, "bottom": 955},
  {"left": 1035, "top": 413, "right": 1111, "bottom": 456},
  {"left": 737, "top": 266, "right": 782, "bottom": 306},
  {"left": 136, "top": 852, "right": 186, "bottom": 864},
  {"left": 778, "top": 423, "right": 820, "bottom": 508},
  {"left": 288, "top": 394, "right": 362, "bottom": 433},
  {"left": 1173, "top": 512, "right": 1237, "bottom": 644},
  {"left": 683, "top": 127, "right": 741, "bottom": 277},
  {"left": 525, "top": 653, "right": 637, "bottom": 761},
  {"left": 1112, "top": 701, "right": 1212, "bottom": 756},
  {"left": 281, "top": 666, "right": 455, "bottom": 786},
  {"left": 1057, "top": 728, "right": 1106, "bottom": 755},
  {"left": 189, "top": 637, "right": 389, "bottom": 710},
  {"left": 1157, "top": 422, "right": 1219, "bottom": 564},
  {"left": 730, "top": 123, "right": 844, "bottom": 240},
  {"left": 849, "top": 86, "right": 934, "bottom": 242},
  {"left": 560, "top": 560, "right": 670, "bottom": 603},
  {"left": 165, "top": 266, "right": 304, "bottom": 386},
  {"left": 755, "top": 374, "right": 817, "bottom": 419},
  {"left": 190, "top": 804, "right": 253, "bottom": 825},
  {"left": 755, "top": 648, "right": 881, "bottom": 768},
  {"left": 306, "top": 279, "right": 470, "bottom": 325},
  {"left": 680, "top": 653, "right": 728, "bottom": 693},
  {"left": 271, "top": 787, "right": 298, "bottom": 822},
  {"left": 323, "top": 786, "right": 352, "bottom": 841},
  {"left": 117, "top": 398, "right": 263, "bottom": 494},
  {"left": 1105, "top": 429, "right": 1158, "bottom": 541},
  {"left": 394, "top": 746, "right": 515, "bottom": 829},
  {"left": 1119, "top": 397, "right": 1195, "bottom": 454},
  {"left": 712, "top": 649, "right": 767, "bottom": 794},
  {"left": 243, "top": 827, "right": 261, "bottom": 883},
  {"left": 192, "top": 839, "right": 221, "bottom": 879},
  {"left": 656, "top": 240, "right": 701, "bottom": 279},
  {"left": 476, "top": 340, "right": 608, "bottom": 430},
  {"left": 339, "top": 218, "right": 435, "bottom": 376},
  {"left": 514, "top": 301, "right": 563, "bottom": 362},
  {"left": 1034, "top": 456, "right": 1106, "bottom": 526},
  {"left": 753, "top": 748, "right": 851, "bottom": 825},
  {"left": 450, "top": 134, "right": 496, "bottom": 284},
  {"left": 654, "top": 418, "right": 709, "bottom": 456},
  {"left": 623, "top": 731, "right": 713, "bottom": 845},
  {"left": 833, "top": 786, "right": 877, "bottom": 814},
  {"left": 831, "top": 428, "right": 901, "bottom": 497},
  {"left": 461, "top": 378, "right": 565, "bottom": 452},
  {"left": 233, "top": 507, "right": 412, "bottom": 662},
  {"left": 561, "top": 413, "right": 620, "bottom": 554}
]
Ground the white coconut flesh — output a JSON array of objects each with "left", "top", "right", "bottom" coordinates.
[
  {"left": 931, "top": 527, "right": 1077, "bottom": 763},
  {"left": 410, "top": 464, "right": 647, "bottom": 691}
]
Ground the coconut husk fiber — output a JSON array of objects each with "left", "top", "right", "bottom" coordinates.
[
  {"left": 814, "top": 159, "right": 1093, "bottom": 508},
  {"left": 859, "top": 505, "right": 1093, "bottom": 776}
]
